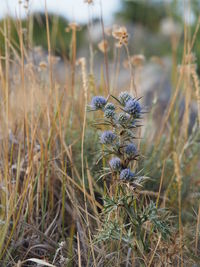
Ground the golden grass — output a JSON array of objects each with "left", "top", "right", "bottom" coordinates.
[{"left": 0, "top": 2, "right": 199, "bottom": 266}]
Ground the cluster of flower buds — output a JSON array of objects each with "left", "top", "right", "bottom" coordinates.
[{"left": 89, "top": 91, "right": 142, "bottom": 182}]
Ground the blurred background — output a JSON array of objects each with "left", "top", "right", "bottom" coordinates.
[{"left": 0, "top": 0, "right": 199, "bottom": 111}]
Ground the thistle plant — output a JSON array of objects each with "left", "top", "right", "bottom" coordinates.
[
  {"left": 89, "top": 92, "right": 142, "bottom": 184},
  {"left": 89, "top": 91, "right": 171, "bottom": 258}
]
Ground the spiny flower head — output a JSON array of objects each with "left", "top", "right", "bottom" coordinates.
[
  {"left": 120, "top": 168, "right": 135, "bottom": 181},
  {"left": 104, "top": 103, "right": 116, "bottom": 119},
  {"left": 109, "top": 157, "right": 122, "bottom": 171},
  {"left": 100, "top": 131, "right": 116, "bottom": 144},
  {"left": 119, "top": 91, "right": 132, "bottom": 106},
  {"left": 125, "top": 143, "right": 137, "bottom": 158},
  {"left": 105, "top": 102, "right": 115, "bottom": 111},
  {"left": 124, "top": 99, "right": 141, "bottom": 118},
  {"left": 90, "top": 96, "right": 107, "bottom": 110},
  {"left": 104, "top": 109, "right": 115, "bottom": 119},
  {"left": 118, "top": 112, "right": 130, "bottom": 124}
]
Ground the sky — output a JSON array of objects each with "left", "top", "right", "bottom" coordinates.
[{"left": 0, "top": 0, "right": 121, "bottom": 24}]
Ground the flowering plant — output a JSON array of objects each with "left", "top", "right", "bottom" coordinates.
[
  {"left": 89, "top": 91, "right": 143, "bottom": 185},
  {"left": 88, "top": 91, "right": 171, "bottom": 255}
]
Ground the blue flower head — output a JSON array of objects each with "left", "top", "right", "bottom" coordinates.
[
  {"left": 109, "top": 157, "right": 122, "bottom": 171},
  {"left": 104, "top": 103, "right": 116, "bottom": 118},
  {"left": 124, "top": 99, "right": 141, "bottom": 118},
  {"left": 118, "top": 112, "right": 130, "bottom": 124},
  {"left": 105, "top": 103, "right": 115, "bottom": 111},
  {"left": 90, "top": 96, "right": 107, "bottom": 110},
  {"left": 120, "top": 168, "right": 135, "bottom": 181},
  {"left": 119, "top": 92, "right": 132, "bottom": 106},
  {"left": 125, "top": 143, "right": 137, "bottom": 158},
  {"left": 104, "top": 109, "right": 115, "bottom": 119},
  {"left": 100, "top": 131, "right": 116, "bottom": 144}
]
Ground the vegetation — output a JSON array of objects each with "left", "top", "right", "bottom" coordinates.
[
  {"left": 116, "top": 0, "right": 167, "bottom": 32},
  {"left": 0, "top": 13, "right": 84, "bottom": 57},
  {"left": 0, "top": 0, "right": 199, "bottom": 266}
]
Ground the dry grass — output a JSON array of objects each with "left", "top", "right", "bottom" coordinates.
[{"left": 0, "top": 2, "right": 199, "bottom": 267}]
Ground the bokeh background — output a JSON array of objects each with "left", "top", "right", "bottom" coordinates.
[{"left": 1, "top": 0, "right": 199, "bottom": 109}]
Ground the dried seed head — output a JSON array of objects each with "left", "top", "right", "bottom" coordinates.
[
  {"left": 39, "top": 61, "right": 47, "bottom": 70},
  {"left": 65, "top": 22, "right": 81, "bottom": 32},
  {"left": 98, "top": 40, "right": 109, "bottom": 53},
  {"left": 112, "top": 26, "right": 129, "bottom": 47},
  {"left": 131, "top": 54, "right": 145, "bottom": 66},
  {"left": 123, "top": 55, "right": 145, "bottom": 69}
]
